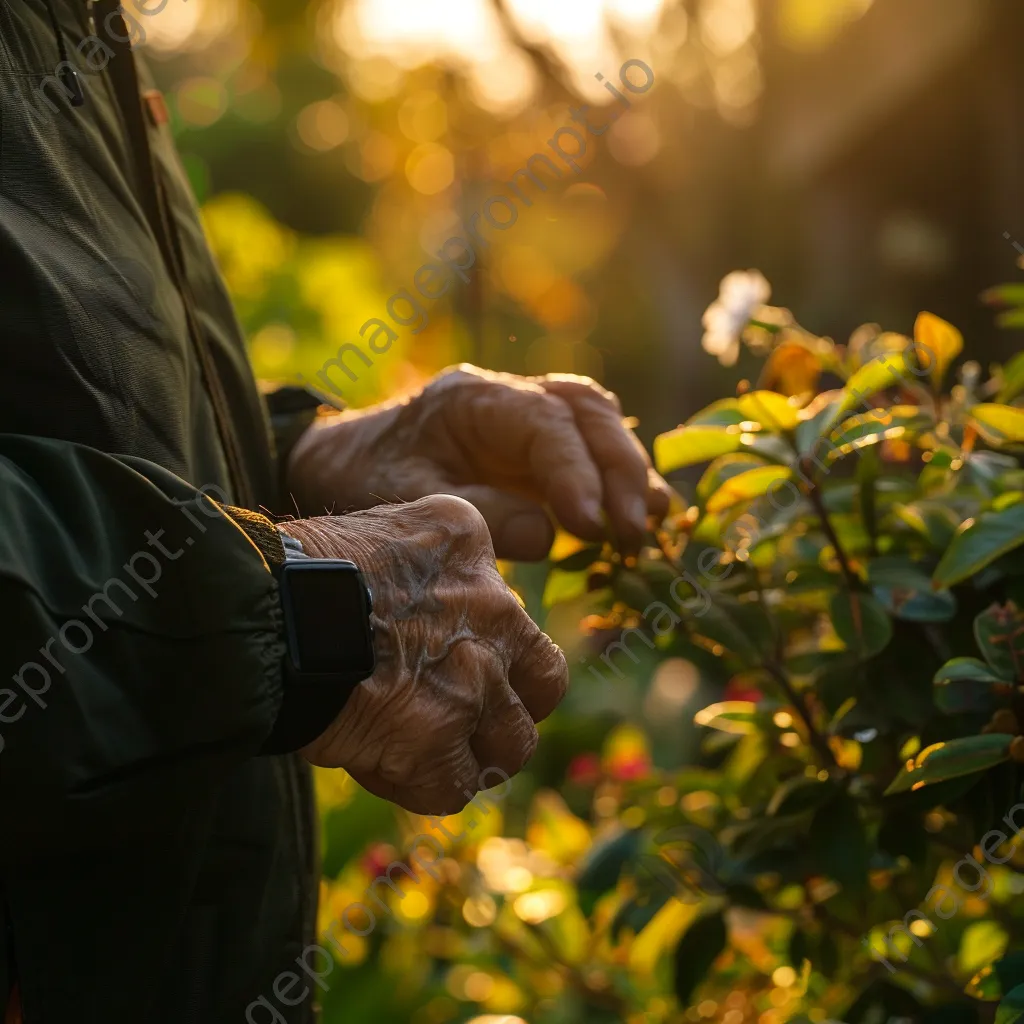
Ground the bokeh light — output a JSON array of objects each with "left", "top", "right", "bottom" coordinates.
[{"left": 295, "top": 99, "right": 350, "bottom": 152}]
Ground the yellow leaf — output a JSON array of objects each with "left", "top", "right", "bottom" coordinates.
[
  {"left": 841, "top": 352, "right": 911, "bottom": 418},
  {"left": 548, "top": 530, "right": 589, "bottom": 563},
  {"left": 736, "top": 390, "right": 802, "bottom": 430},
  {"left": 968, "top": 403, "right": 1024, "bottom": 446},
  {"left": 526, "top": 791, "right": 592, "bottom": 864},
  {"left": 706, "top": 466, "right": 794, "bottom": 514},
  {"left": 915, "top": 311, "right": 963, "bottom": 388},
  {"left": 694, "top": 700, "right": 758, "bottom": 734},
  {"left": 629, "top": 896, "right": 700, "bottom": 975},
  {"left": 654, "top": 426, "right": 742, "bottom": 473},
  {"left": 760, "top": 341, "right": 822, "bottom": 397}
]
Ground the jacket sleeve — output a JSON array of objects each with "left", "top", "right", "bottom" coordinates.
[{"left": 0, "top": 433, "right": 287, "bottom": 857}]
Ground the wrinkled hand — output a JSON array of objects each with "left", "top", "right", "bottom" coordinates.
[
  {"left": 280, "top": 495, "right": 568, "bottom": 815},
  {"left": 287, "top": 365, "right": 672, "bottom": 561}
]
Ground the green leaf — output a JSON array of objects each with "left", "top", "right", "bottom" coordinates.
[
  {"left": 576, "top": 829, "right": 642, "bottom": 914},
  {"left": 934, "top": 657, "right": 1012, "bottom": 686},
  {"left": 933, "top": 678, "right": 1005, "bottom": 715},
  {"left": 706, "top": 466, "right": 794, "bottom": 514},
  {"left": 892, "top": 500, "right": 962, "bottom": 549},
  {"left": 655, "top": 426, "right": 742, "bottom": 473},
  {"left": 868, "top": 556, "right": 934, "bottom": 588},
  {"left": 997, "top": 984, "right": 1024, "bottom": 1024},
  {"left": 673, "top": 912, "right": 727, "bottom": 1007},
  {"left": 968, "top": 450, "right": 1022, "bottom": 494},
  {"left": 826, "top": 406, "right": 928, "bottom": 460},
  {"left": 611, "top": 568, "right": 656, "bottom": 612},
  {"left": 688, "top": 597, "right": 771, "bottom": 662},
  {"left": 934, "top": 504, "right": 1024, "bottom": 588},
  {"left": 998, "top": 352, "right": 1024, "bottom": 404},
  {"left": 551, "top": 544, "right": 604, "bottom": 572},
  {"left": 884, "top": 734, "right": 1013, "bottom": 795},
  {"left": 795, "top": 392, "right": 844, "bottom": 454},
  {"left": 961, "top": 920, "right": 1010, "bottom": 977},
  {"left": 830, "top": 591, "right": 893, "bottom": 657},
  {"left": 969, "top": 404, "right": 1024, "bottom": 446},
  {"left": 998, "top": 309, "right": 1024, "bottom": 329},
  {"left": 984, "top": 284, "right": 1024, "bottom": 307},
  {"left": 868, "top": 557, "right": 957, "bottom": 620},
  {"left": 975, "top": 603, "right": 1024, "bottom": 681},
  {"left": 872, "top": 584, "right": 957, "bottom": 623},
  {"left": 542, "top": 568, "right": 589, "bottom": 608}
]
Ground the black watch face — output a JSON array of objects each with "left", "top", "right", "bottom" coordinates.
[{"left": 281, "top": 561, "right": 375, "bottom": 676}]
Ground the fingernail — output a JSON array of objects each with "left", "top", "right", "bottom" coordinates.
[
  {"left": 581, "top": 498, "right": 604, "bottom": 530},
  {"left": 628, "top": 495, "right": 649, "bottom": 534}
]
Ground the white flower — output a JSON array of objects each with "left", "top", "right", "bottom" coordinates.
[{"left": 701, "top": 269, "right": 772, "bottom": 366}]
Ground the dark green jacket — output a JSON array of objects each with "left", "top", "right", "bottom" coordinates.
[{"left": 1, "top": 1, "right": 327, "bottom": 1019}]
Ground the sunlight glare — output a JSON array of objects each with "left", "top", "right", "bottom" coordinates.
[
  {"left": 138, "top": 0, "right": 242, "bottom": 54},
  {"left": 604, "top": 0, "right": 665, "bottom": 32},
  {"left": 505, "top": 0, "right": 603, "bottom": 43},
  {"left": 337, "top": 0, "right": 507, "bottom": 67}
]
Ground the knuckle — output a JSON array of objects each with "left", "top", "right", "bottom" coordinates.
[
  {"left": 417, "top": 492, "right": 489, "bottom": 539},
  {"left": 539, "top": 392, "right": 576, "bottom": 426},
  {"left": 422, "top": 365, "right": 478, "bottom": 401}
]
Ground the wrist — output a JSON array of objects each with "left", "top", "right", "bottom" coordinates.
[
  {"left": 262, "top": 520, "right": 376, "bottom": 756},
  {"left": 277, "top": 514, "right": 381, "bottom": 578}
]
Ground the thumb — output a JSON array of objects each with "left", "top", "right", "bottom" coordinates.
[{"left": 447, "top": 484, "right": 554, "bottom": 561}]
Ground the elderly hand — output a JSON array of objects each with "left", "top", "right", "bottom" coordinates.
[
  {"left": 286, "top": 365, "right": 672, "bottom": 561},
  {"left": 280, "top": 495, "right": 567, "bottom": 815}
]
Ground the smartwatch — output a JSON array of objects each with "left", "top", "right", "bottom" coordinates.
[{"left": 263, "top": 532, "right": 376, "bottom": 753}]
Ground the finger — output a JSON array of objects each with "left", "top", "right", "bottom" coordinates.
[
  {"left": 468, "top": 648, "right": 539, "bottom": 780},
  {"left": 648, "top": 467, "right": 673, "bottom": 522},
  {"left": 540, "top": 378, "right": 652, "bottom": 551},
  {"left": 507, "top": 616, "right": 569, "bottom": 724},
  {"left": 350, "top": 732, "right": 482, "bottom": 816},
  {"left": 464, "top": 384, "right": 606, "bottom": 542},
  {"left": 448, "top": 484, "right": 554, "bottom": 562}
]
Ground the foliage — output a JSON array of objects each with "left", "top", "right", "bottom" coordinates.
[{"left": 309, "top": 271, "right": 1024, "bottom": 1024}]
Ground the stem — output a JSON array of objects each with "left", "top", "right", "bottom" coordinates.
[
  {"left": 654, "top": 533, "right": 837, "bottom": 768},
  {"left": 765, "top": 660, "right": 837, "bottom": 769},
  {"left": 803, "top": 466, "right": 861, "bottom": 594}
]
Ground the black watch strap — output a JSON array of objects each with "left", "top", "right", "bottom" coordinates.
[{"left": 222, "top": 506, "right": 362, "bottom": 755}]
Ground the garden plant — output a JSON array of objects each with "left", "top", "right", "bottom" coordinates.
[{"left": 311, "top": 268, "right": 1024, "bottom": 1024}]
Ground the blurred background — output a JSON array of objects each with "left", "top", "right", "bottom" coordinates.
[
  {"left": 144, "top": 0, "right": 1024, "bottom": 450},
  {"left": 137, "top": 2, "right": 1024, "bottom": 1020}
]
